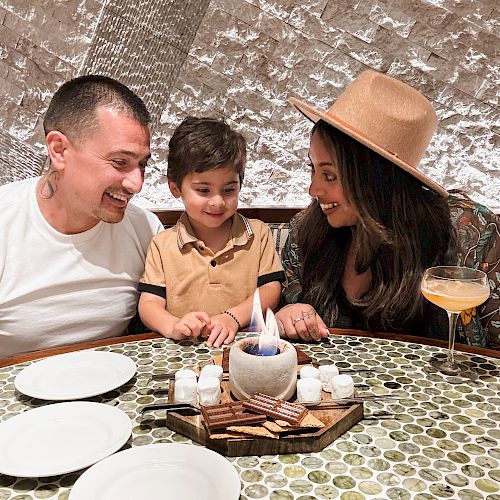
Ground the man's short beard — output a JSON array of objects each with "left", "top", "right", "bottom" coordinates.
[{"left": 96, "top": 208, "right": 126, "bottom": 224}]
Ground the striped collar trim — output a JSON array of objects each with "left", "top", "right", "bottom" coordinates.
[
  {"left": 176, "top": 212, "right": 253, "bottom": 249},
  {"left": 233, "top": 212, "right": 253, "bottom": 246}
]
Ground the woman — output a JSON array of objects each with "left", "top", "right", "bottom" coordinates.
[{"left": 276, "top": 70, "right": 500, "bottom": 349}]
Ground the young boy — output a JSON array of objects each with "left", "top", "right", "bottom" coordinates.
[{"left": 138, "top": 116, "right": 285, "bottom": 347}]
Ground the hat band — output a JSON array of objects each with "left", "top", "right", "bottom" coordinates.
[{"left": 327, "top": 113, "right": 404, "bottom": 163}]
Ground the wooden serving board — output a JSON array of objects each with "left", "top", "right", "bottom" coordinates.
[{"left": 165, "top": 381, "right": 363, "bottom": 456}]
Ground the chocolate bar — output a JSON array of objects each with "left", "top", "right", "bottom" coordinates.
[
  {"left": 201, "top": 401, "right": 267, "bottom": 433},
  {"left": 242, "top": 393, "right": 308, "bottom": 425}
]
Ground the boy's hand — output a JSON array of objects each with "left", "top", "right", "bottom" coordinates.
[
  {"left": 171, "top": 312, "right": 211, "bottom": 341},
  {"left": 206, "top": 313, "right": 238, "bottom": 348}
]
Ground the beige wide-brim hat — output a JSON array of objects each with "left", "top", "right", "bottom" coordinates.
[{"left": 289, "top": 70, "right": 448, "bottom": 198}]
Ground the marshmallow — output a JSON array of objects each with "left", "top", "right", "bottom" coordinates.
[
  {"left": 175, "top": 369, "right": 197, "bottom": 382},
  {"left": 299, "top": 365, "right": 320, "bottom": 379},
  {"left": 297, "top": 378, "right": 322, "bottom": 402},
  {"left": 174, "top": 378, "right": 198, "bottom": 404},
  {"left": 199, "top": 364, "right": 223, "bottom": 382},
  {"left": 330, "top": 374, "right": 354, "bottom": 399},
  {"left": 198, "top": 376, "right": 221, "bottom": 406},
  {"left": 318, "top": 364, "right": 339, "bottom": 392}
]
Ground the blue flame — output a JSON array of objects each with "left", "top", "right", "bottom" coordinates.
[{"left": 258, "top": 342, "right": 278, "bottom": 356}]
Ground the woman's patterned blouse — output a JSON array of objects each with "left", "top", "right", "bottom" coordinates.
[{"left": 281, "top": 193, "right": 500, "bottom": 349}]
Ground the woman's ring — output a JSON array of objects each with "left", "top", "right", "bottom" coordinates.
[{"left": 293, "top": 317, "right": 304, "bottom": 325}]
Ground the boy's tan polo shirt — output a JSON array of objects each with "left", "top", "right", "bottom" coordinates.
[{"left": 138, "top": 212, "right": 285, "bottom": 318}]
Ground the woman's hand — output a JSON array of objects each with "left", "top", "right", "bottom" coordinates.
[{"left": 275, "top": 303, "right": 329, "bottom": 341}]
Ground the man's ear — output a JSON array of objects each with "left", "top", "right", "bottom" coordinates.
[
  {"left": 168, "top": 179, "right": 182, "bottom": 198},
  {"left": 46, "top": 131, "right": 70, "bottom": 172}
]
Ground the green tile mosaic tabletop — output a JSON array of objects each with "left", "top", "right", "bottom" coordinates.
[{"left": 0, "top": 335, "right": 499, "bottom": 499}]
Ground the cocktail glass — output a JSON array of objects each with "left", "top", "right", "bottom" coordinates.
[{"left": 421, "top": 266, "right": 489, "bottom": 376}]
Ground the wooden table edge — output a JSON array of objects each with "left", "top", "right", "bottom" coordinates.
[
  {"left": 0, "top": 333, "right": 161, "bottom": 368},
  {"left": 1, "top": 329, "right": 498, "bottom": 368},
  {"left": 327, "top": 328, "right": 500, "bottom": 359}
]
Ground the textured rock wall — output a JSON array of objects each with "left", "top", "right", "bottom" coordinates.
[
  {"left": 0, "top": 0, "right": 102, "bottom": 183},
  {"left": 0, "top": 0, "right": 498, "bottom": 211}
]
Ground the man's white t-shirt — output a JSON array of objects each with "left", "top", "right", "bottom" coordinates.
[{"left": 0, "top": 177, "right": 164, "bottom": 358}]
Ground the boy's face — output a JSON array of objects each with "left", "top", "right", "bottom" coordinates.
[{"left": 168, "top": 164, "right": 240, "bottom": 234}]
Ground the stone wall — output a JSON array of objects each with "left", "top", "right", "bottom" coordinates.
[{"left": 0, "top": 0, "right": 498, "bottom": 211}]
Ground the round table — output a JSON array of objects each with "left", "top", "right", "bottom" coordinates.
[{"left": 0, "top": 331, "right": 499, "bottom": 500}]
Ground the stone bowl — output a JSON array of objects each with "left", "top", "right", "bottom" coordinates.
[{"left": 229, "top": 337, "right": 297, "bottom": 401}]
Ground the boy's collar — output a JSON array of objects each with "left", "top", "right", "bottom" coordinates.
[{"left": 175, "top": 212, "right": 253, "bottom": 250}]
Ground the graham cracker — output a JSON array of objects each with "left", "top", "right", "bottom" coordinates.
[
  {"left": 275, "top": 419, "right": 292, "bottom": 427},
  {"left": 263, "top": 421, "right": 286, "bottom": 433},
  {"left": 227, "top": 425, "right": 279, "bottom": 439},
  {"left": 275, "top": 413, "right": 324, "bottom": 430},
  {"left": 299, "top": 413, "right": 325, "bottom": 428}
]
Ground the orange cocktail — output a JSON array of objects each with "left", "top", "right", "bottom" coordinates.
[
  {"left": 421, "top": 266, "right": 489, "bottom": 376},
  {"left": 421, "top": 280, "right": 490, "bottom": 314}
]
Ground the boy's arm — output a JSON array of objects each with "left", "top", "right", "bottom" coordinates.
[
  {"left": 225, "top": 281, "right": 282, "bottom": 329},
  {"left": 138, "top": 292, "right": 210, "bottom": 340},
  {"left": 137, "top": 236, "right": 182, "bottom": 339},
  {"left": 220, "top": 220, "right": 285, "bottom": 330},
  {"left": 206, "top": 281, "right": 282, "bottom": 348},
  {"left": 138, "top": 292, "right": 178, "bottom": 338}
]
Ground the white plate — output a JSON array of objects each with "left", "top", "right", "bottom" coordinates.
[
  {"left": 69, "top": 443, "right": 241, "bottom": 500},
  {"left": 0, "top": 402, "right": 132, "bottom": 477},
  {"left": 15, "top": 350, "right": 136, "bottom": 400}
]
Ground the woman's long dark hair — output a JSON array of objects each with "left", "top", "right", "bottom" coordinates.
[{"left": 298, "top": 120, "right": 454, "bottom": 330}]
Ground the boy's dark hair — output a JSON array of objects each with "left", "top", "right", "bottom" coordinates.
[
  {"left": 43, "top": 74, "right": 151, "bottom": 140},
  {"left": 167, "top": 116, "right": 247, "bottom": 186}
]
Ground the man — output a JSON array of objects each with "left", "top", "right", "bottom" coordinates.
[{"left": 0, "top": 75, "right": 164, "bottom": 358}]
